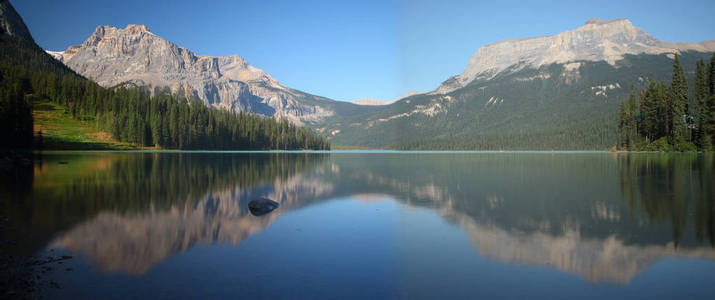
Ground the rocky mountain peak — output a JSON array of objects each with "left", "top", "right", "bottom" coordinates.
[
  {"left": 0, "top": 0, "right": 34, "bottom": 41},
  {"left": 85, "top": 24, "right": 155, "bottom": 45},
  {"left": 48, "top": 23, "right": 337, "bottom": 125},
  {"left": 125, "top": 24, "right": 150, "bottom": 33},
  {"left": 585, "top": 17, "right": 627, "bottom": 25},
  {"left": 433, "top": 18, "right": 715, "bottom": 94},
  {"left": 60, "top": 23, "right": 283, "bottom": 85}
]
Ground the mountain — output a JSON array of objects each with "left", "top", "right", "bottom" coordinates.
[
  {"left": 49, "top": 24, "right": 370, "bottom": 126},
  {"left": 1, "top": 0, "right": 330, "bottom": 151},
  {"left": 42, "top": 17, "right": 715, "bottom": 149},
  {"left": 352, "top": 90, "right": 423, "bottom": 106},
  {"left": 433, "top": 18, "right": 715, "bottom": 94},
  {"left": 395, "top": 90, "right": 421, "bottom": 100},
  {"left": 1, "top": 0, "right": 77, "bottom": 148},
  {"left": 353, "top": 98, "right": 390, "bottom": 106},
  {"left": 322, "top": 19, "right": 715, "bottom": 149},
  {"left": 0, "top": 0, "right": 32, "bottom": 41}
]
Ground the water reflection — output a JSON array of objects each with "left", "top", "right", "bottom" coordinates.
[
  {"left": 49, "top": 155, "right": 334, "bottom": 274},
  {"left": 335, "top": 153, "right": 715, "bottom": 283},
  {"left": 618, "top": 154, "right": 715, "bottom": 248},
  {"left": 1, "top": 153, "right": 329, "bottom": 259},
  {"left": 2, "top": 152, "right": 714, "bottom": 286}
]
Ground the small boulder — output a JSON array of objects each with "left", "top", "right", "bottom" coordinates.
[{"left": 248, "top": 198, "right": 280, "bottom": 216}]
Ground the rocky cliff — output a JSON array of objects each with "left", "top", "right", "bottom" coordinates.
[
  {"left": 433, "top": 18, "right": 715, "bottom": 94},
  {"left": 322, "top": 18, "right": 714, "bottom": 148},
  {"left": 49, "top": 24, "right": 338, "bottom": 125}
]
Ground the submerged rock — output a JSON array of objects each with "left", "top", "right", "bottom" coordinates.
[{"left": 248, "top": 198, "right": 280, "bottom": 216}]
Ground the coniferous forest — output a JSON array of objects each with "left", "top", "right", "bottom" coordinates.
[
  {"left": 617, "top": 54, "right": 715, "bottom": 151},
  {"left": 0, "top": 29, "right": 330, "bottom": 150}
]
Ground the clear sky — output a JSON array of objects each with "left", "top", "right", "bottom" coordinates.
[{"left": 11, "top": 0, "right": 715, "bottom": 102}]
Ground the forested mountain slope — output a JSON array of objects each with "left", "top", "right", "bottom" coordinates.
[
  {"left": 48, "top": 24, "right": 373, "bottom": 126},
  {"left": 325, "top": 52, "right": 713, "bottom": 149},
  {"left": 0, "top": 0, "right": 329, "bottom": 150},
  {"left": 320, "top": 19, "right": 715, "bottom": 149}
]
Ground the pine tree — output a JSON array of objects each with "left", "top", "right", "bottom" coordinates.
[
  {"left": 670, "top": 55, "right": 689, "bottom": 142},
  {"left": 0, "top": 80, "right": 33, "bottom": 148},
  {"left": 618, "top": 86, "right": 638, "bottom": 149},
  {"left": 694, "top": 60, "right": 710, "bottom": 149},
  {"left": 708, "top": 53, "right": 715, "bottom": 148},
  {"left": 657, "top": 81, "right": 670, "bottom": 140},
  {"left": 640, "top": 79, "right": 659, "bottom": 142}
]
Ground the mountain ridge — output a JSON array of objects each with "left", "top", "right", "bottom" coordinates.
[
  {"left": 320, "top": 17, "right": 714, "bottom": 149},
  {"left": 40, "top": 16, "right": 715, "bottom": 149},
  {"left": 432, "top": 18, "right": 715, "bottom": 94},
  {"left": 47, "top": 23, "right": 365, "bottom": 126},
  {"left": 0, "top": 0, "right": 33, "bottom": 41}
]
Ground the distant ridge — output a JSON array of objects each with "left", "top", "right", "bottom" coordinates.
[{"left": 433, "top": 18, "right": 715, "bottom": 94}]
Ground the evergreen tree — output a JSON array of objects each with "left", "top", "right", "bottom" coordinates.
[
  {"left": 618, "top": 86, "right": 638, "bottom": 149},
  {"left": 694, "top": 60, "right": 710, "bottom": 149},
  {"left": 640, "top": 79, "right": 659, "bottom": 142},
  {"left": 670, "top": 55, "right": 689, "bottom": 142},
  {"left": 617, "top": 57, "right": 714, "bottom": 152},
  {"left": 0, "top": 79, "right": 33, "bottom": 148},
  {"left": 657, "top": 81, "right": 671, "bottom": 139},
  {"left": 618, "top": 101, "right": 628, "bottom": 149},
  {"left": 708, "top": 54, "right": 715, "bottom": 148}
]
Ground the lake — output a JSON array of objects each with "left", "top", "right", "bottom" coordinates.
[{"left": 1, "top": 151, "right": 714, "bottom": 299}]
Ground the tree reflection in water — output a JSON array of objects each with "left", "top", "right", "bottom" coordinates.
[
  {"left": 2, "top": 152, "right": 714, "bottom": 285},
  {"left": 618, "top": 154, "right": 714, "bottom": 248}
]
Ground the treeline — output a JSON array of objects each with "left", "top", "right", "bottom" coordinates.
[
  {"left": 0, "top": 30, "right": 44, "bottom": 149},
  {"left": 391, "top": 120, "right": 613, "bottom": 150},
  {"left": 0, "top": 31, "right": 330, "bottom": 150},
  {"left": 31, "top": 72, "right": 330, "bottom": 149},
  {"left": 618, "top": 54, "right": 715, "bottom": 151},
  {"left": 0, "top": 76, "right": 33, "bottom": 148}
]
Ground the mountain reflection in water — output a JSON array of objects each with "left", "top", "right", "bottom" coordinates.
[{"left": 2, "top": 152, "right": 713, "bottom": 286}]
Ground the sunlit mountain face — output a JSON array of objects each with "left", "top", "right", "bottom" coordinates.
[
  {"left": 43, "top": 14, "right": 715, "bottom": 150},
  {"left": 3, "top": 152, "right": 713, "bottom": 298}
]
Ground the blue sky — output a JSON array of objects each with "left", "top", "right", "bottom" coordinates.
[{"left": 11, "top": 0, "right": 715, "bottom": 102}]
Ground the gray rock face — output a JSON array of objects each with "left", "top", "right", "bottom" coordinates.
[
  {"left": 433, "top": 18, "right": 715, "bottom": 94},
  {"left": 0, "top": 0, "right": 33, "bottom": 41},
  {"left": 49, "top": 24, "right": 334, "bottom": 125}
]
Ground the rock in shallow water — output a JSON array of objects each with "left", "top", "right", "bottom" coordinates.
[{"left": 248, "top": 198, "right": 280, "bottom": 216}]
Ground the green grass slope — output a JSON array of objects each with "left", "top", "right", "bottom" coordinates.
[{"left": 32, "top": 98, "right": 139, "bottom": 150}]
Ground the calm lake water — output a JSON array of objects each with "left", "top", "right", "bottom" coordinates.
[{"left": 2, "top": 151, "right": 714, "bottom": 299}]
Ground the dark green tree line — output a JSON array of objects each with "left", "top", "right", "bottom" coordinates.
[
  {"left": 618, "top": 85, "right": 639, "bottom": 149},
  {"left": 0, "top": 28, "right": 329, "bottom": 150},
  {"left": 0, "top": 77, "right": 33, "bottom": 148},
  {"left": 708, "top": 54, "right": 715, "bottom": 147},
  {"left": 618, "top": 54, "right": 715, "bottom": 151}
]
